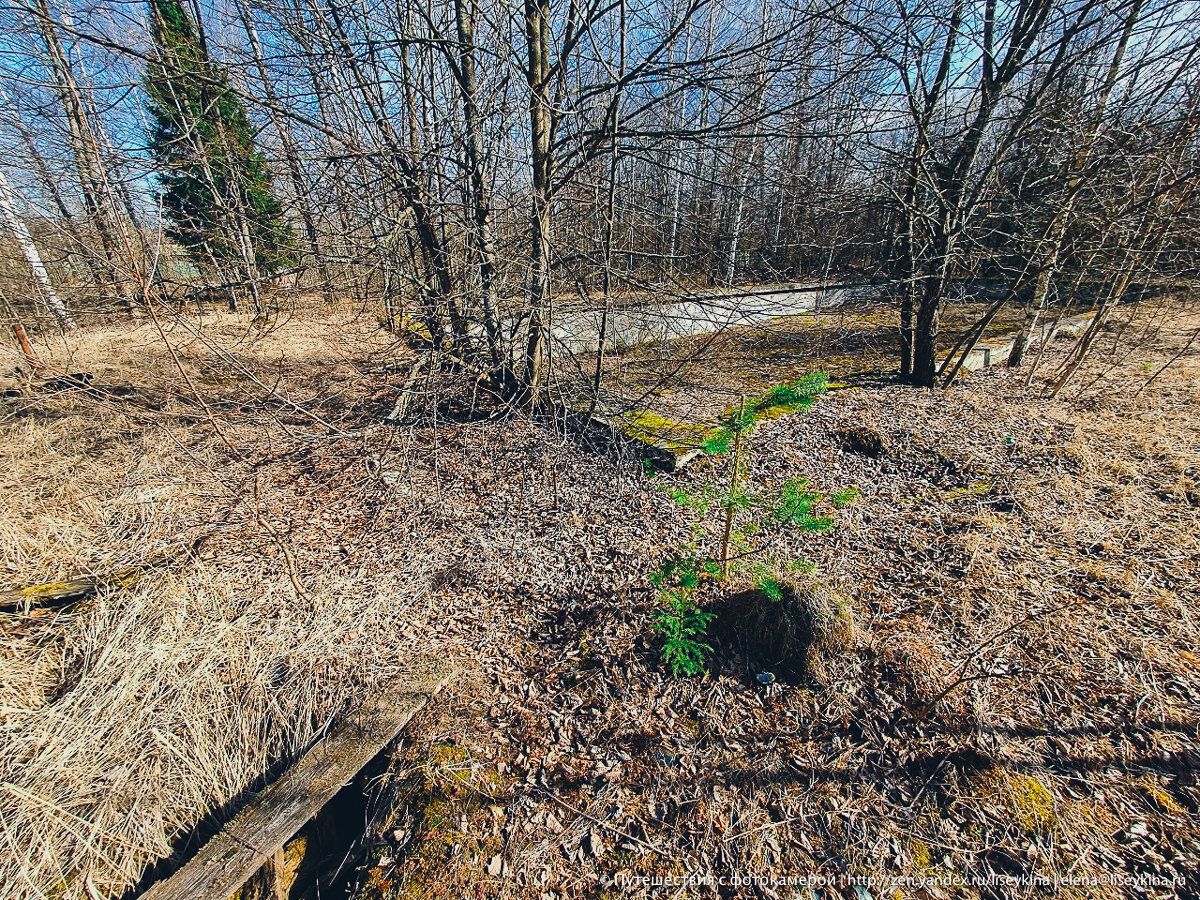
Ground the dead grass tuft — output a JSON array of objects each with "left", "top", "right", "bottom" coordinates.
[{"left": 0, "top": 312, "right": 418, "bottom": 900}]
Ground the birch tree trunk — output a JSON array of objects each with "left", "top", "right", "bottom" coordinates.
[{"left": 0, "top": 168, "right": 76, "bottom": 330}]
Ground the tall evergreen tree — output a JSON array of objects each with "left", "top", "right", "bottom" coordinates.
[{"left": 145, "top": 0, "right": 294, "bottom": 295}]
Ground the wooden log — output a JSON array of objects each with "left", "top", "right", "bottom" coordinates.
[
  {"left": 12, "top": 321, "right": 44, "bottom": 371},
  {"left": 0, "top": 567, "right": 144, "bottom": 610},
  {"left": 0, "top": 543, "right": 201, "bottom": 611},
  {"left": 139, "top": 661, "right": 454, "bottom": 900},
  {"left": 561, "top": 405, "right": 702, "bottom": 472}
]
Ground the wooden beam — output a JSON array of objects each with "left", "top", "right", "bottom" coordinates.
[{"left": 139, "top": 662, "right": 453, "bottom": 900}]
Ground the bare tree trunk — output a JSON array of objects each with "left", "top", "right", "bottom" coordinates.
[
  {"left": 322, "top": 0, "right": 468, "bottom": 351},
  {"left": 896, "top": 156, "right": 922, "bottom": 379},
  {"left": 9, "top": 112, "right": 107, "bottom": 299},
  {"left": 237, "top": 218, "right": 263, "bottom": 315},
  {"left": 1006, "top": 267, "right": 1052, "bottom": 367},
  {"left": 236, "top": 0, "right": 335, "bottom": 305},
  {"left": 666, "top": 11, "right": 691, "bottom": 272},
  {"left": 896, "top": 0, "right": 962, "bottom": 383},
  {"left": 587, "top": 0, "right": 626, "bottom": 421},
  {"left": 30, "top": 0, "right": 137, "bottom": 315},
  {"left": 523, "top": 0, "right": 553, "bottom": 403},
  {"left": 724, "top": 131, "right": 763, "bottom": 286},
  {"left": 453, "top": 0, "right": 502, "bottom": 369},
  {"left": 690, "top": 0, "right": 716, "bottom": 279},
  {"left": 0, "top": 167, "right": 76, "bottom": 330}
]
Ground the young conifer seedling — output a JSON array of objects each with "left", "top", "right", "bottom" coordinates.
[{"left": 649, "top": 373, "right": 857, "bottom": 677}]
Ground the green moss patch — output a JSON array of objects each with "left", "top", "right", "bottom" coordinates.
[{"left": 618, "top": 410, "right": 714, "bottom": 454}]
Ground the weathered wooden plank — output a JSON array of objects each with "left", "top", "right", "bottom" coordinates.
[{"left": 140, "top": 662, "right": 453, "bottom": 900}]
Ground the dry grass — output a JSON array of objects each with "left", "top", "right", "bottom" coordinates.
[
  {"left": 0, "top": 403, "right": 210, "bottom": 586},
  {"left": 0, "top": 308, "right": 417, "bottom": 900},
  {"left": 0, "top": 571, "right": 411, "bottom": 899},
  {"left": 1, "top": 309, "right": 399, "bottom": 579}
]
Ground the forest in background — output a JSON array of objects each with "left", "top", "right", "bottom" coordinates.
[{"left": 0, "top": 0, "right": 1197, "bottom": 394}]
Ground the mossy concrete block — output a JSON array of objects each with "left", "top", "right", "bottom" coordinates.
[{"left": 556, "top": 405, "right": 704, "bottom": 472}]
